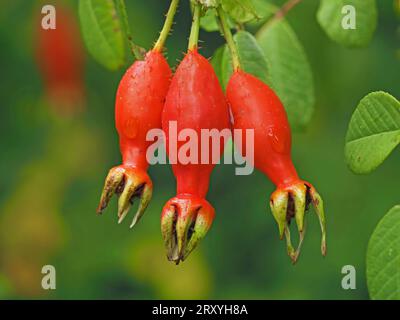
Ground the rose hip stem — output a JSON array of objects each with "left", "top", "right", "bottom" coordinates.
[
  {"left": 217, "top": 6, "right": 326, "bottom": 263},
  {"left": 97, "top": 0, "right": 180, "bottom": 228}
]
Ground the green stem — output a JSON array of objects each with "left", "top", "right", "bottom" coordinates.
[
  {"left": 217, "top": 7, "right": 241, "bottom": 71},
  {"left": 153, "top": 0, "right": 180, "bottom": 51},
  {"left": 188, "top": 3, "right": 201, "bottom": 51},
  {"left": 117, "top": 0, "right": 145, "bottom": 60}
]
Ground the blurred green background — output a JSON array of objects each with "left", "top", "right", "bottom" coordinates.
[{"left": 0, "top": 0, "right": 399, "bottom": 299}]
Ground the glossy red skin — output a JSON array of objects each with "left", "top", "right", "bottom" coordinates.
[
  {"left": 162, "top": 50, "right": 231, "bottom": 198},
  {"left": 36, "top": 6, "right": 84, "bottom": 108},
  {"left": 227, "top": 71, "right": 299, "bottom": 188},
  {"left": 116, "top": 50, "right": 172, "bottom": 169}
]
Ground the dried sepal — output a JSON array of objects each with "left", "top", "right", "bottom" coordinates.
[
  {"left": 270, "top": 181, "right": 327, "bottom": 263},
  {"left": 161, "top": 195, "right": 215, "bottom": 264},
  {"left": 97, "top": 165, "right": 153, "bottom": 228}
]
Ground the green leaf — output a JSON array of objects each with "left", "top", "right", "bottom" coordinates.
[
  {"left": 200, "top": 9, "right": 220, "bottom": 32},
  {"left": 200, "top": 8, "right": 236, "bottom": 32},
  {"left": 345, "top": 92, "right": 400, "bottom": 174},
  {"left": 256, "top": 4, "right": 315, "bottom": 131},
  {"left": 247, "top": 0, "right": 275, "bottom": 28},
  {"left": 317, "top": 0, "right": 377, "bottom": 47},
  {"left": 221, "top": 0, "right": 257, "bottom": 23},
  {"left": 251, "top": 0, "right": 275, "bottom": 17},
  {"left": 367, "top": 205, "right": 400, "bottom": 300},
  {"left": 211, "top": 46, "right": 225, "bottom": 85},
  {"left": 79, "top": 0, "right": 126, "bottom": 70},
  {"left": 198, "top": 0, "right": 220, "bottom": 8},
  {"left": 200, "top": 0, "right": 269, "bottom": 32},
  {"left": 220, "top": 30, "right": 272, "bottom": 91}
]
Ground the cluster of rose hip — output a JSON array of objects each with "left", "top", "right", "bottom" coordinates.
[{"left": 97, "top": 0, "right": 327, "bottom": 264}]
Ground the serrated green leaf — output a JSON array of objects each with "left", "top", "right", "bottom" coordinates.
[
  {"left": 256, "top": 4, "right": 315, "bottom": 131},
  {"left": 367, "top": 205, "right": 400, "bottom": 300},
  {"left": 345, "top": 92, "right": 400, "bottom": 174},
  {"left": 317, "top": 0, "right": 377, "bottom": 48},
  {"left": 221, "top": 0, "right": 257, "bottom": 23},
  {"left": 79, "top": 0, "right": 125, "bottom": 70},
  {"left": 220, "top": 30, "right": 272, "bottom": 91}
]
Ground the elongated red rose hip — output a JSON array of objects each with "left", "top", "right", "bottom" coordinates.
[
  {"left": 97, "top": 0, "right": 180, "bottom": 227},
  {"left": 161, "top": 48, "right": 230, "bottom": 264},
  {"left": 35, "top": 5, "right": 85, "bottom": 113},
  {"left": 97, "top": 50, "right": 171, "bottom": 227},
  {"left": 227, "top": 71, "right": 326, "bottom": 263}
]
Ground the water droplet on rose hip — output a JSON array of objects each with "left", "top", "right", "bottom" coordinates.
[{"left": 268, "top": 127, "right": 286, "bottom": 153}]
